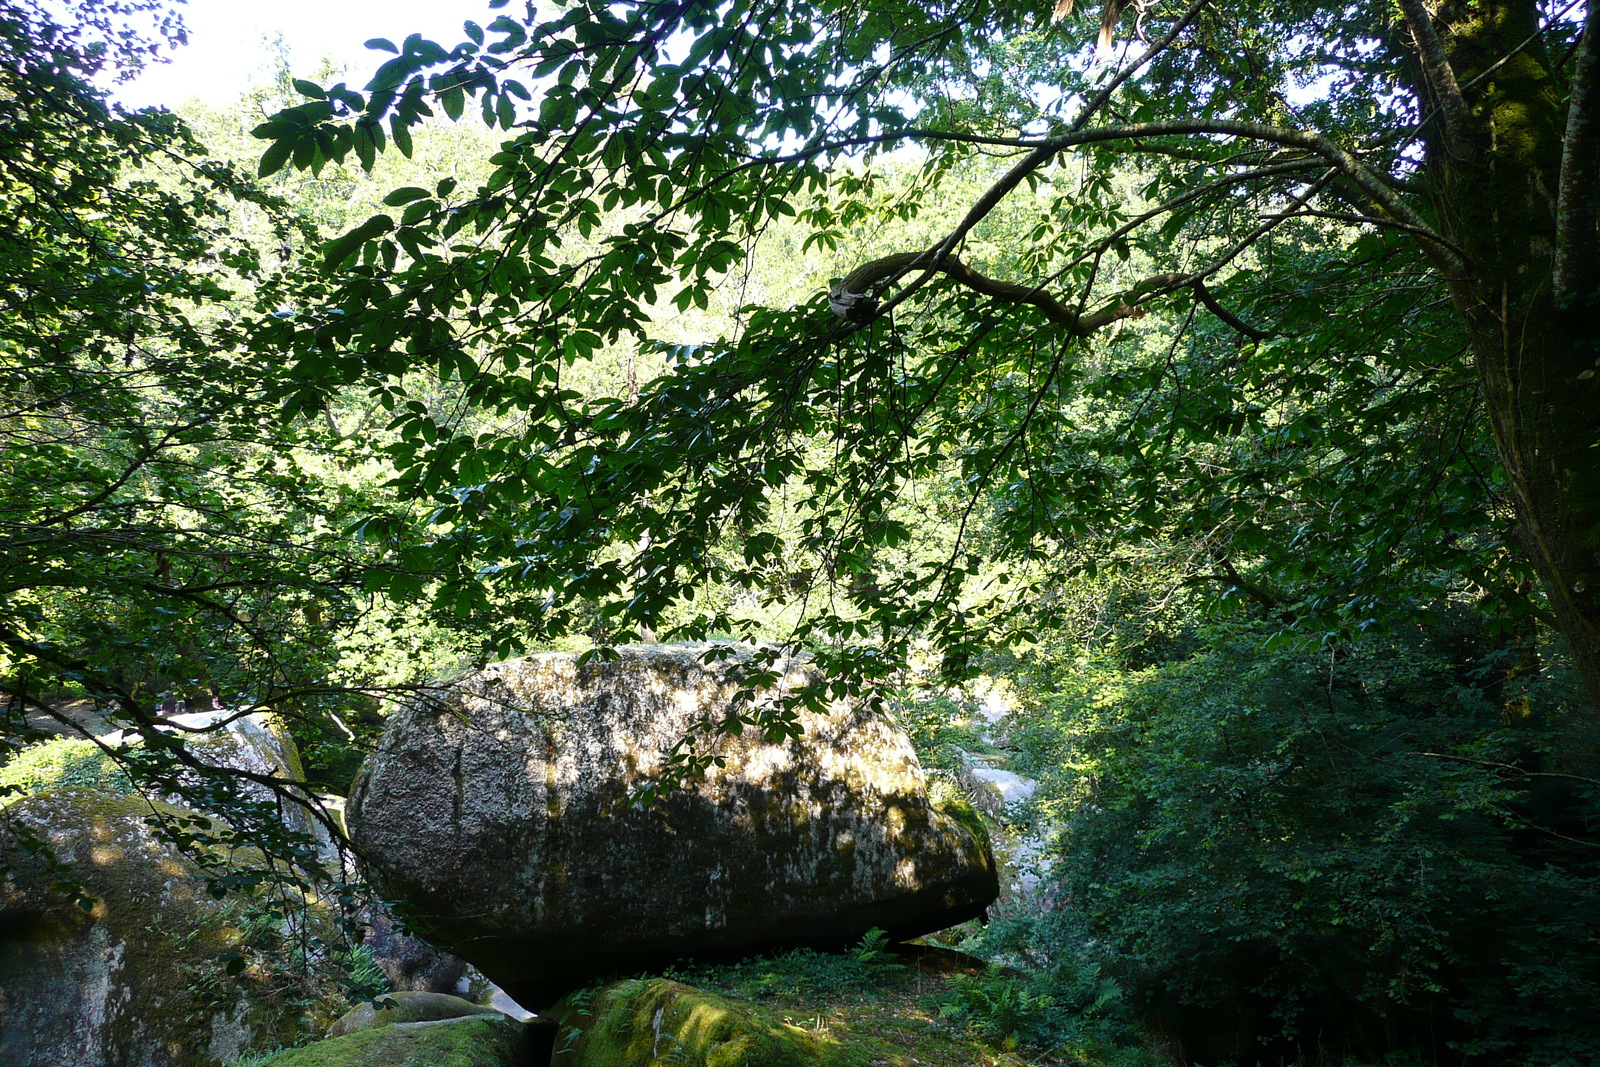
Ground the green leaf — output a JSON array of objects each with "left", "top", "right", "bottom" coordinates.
[
  {"left": 487, "top": 16, "right": 528, "bottom": 53},
  {"left": 257, "top": 138, "right": 293, "bottom": 178},
  {"left": 322, "top": 214, "right": 395, "bottom": 270},
  {"left": 383, "top": 186, "right": 431, "bottom": 206},
  {"left": 354, "top": 124, "right": 377, "bottom": 171},
  {"left": 390, "top": 116, "right": 414, "bottom": 158},
  {"left": 365, "top": 37, "right": 399, "bottom": 52},
  {"left": 366, "top": 55, "right": 417, "bottom": 93},
  {"left": 327, "top": 84, "right": 365, "bottom": 111},
  {"left": 291, "top": 79, "right": 325, "bottom": 99},
  {"left": 441, "top": 85, "right": 465, "bottom": 121}
]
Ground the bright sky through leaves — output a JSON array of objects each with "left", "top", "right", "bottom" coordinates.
[{"left": 111, "top": 0, "right": 495, "bottom": 107}]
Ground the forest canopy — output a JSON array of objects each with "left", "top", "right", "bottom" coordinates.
[
  {"left": 3, "top": 0, "right": 1599, "bottom": 1061},
  {"left": 248, "top": 0, "right": 1599, "bottom": 717}
]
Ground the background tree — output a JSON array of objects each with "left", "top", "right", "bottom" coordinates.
[{"left": 0, "top": 0, "right": 464, "bottom": 875}]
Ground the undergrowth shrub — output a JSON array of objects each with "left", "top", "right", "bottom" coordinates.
[
  {"left": 951, "top": 916, "right": 1154, "bottom": 1063},
  {"left": 667, "top": 928, "right": 907, "bottom": 1002},
  {"left": 1026, "top": 616, "right": 1600, "bottom": 1065}
]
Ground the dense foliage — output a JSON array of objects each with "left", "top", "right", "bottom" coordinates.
[{"left": 990, "top": 615, "right": 1600, "bottom": 1064}]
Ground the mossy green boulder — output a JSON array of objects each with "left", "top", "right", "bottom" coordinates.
[
  {"left": 551, "top": 979, "right": 848, "bottom": 1067},
  {"left": 1, "top": 714, "right": 331, "bottom": 862},
  {"left": 256, "top": 1015, "right": 528, "bottom": 1067},
  {"left": 351, "top": 645, "right": 998, "bottom": 1008}
]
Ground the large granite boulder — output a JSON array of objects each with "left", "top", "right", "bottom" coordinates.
[
  {"left": 349, "top": 645, "right": 998, "bottom": 1008},
  {"left": 0, "top": 790, "right": 310, "bottom": 1067}
]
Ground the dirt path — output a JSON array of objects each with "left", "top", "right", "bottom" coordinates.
[{"left": 10, "top": 698, "right": 120, "bottom": 740}]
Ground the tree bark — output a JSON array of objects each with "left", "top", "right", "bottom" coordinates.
[{"left": 1420, "top": 0, "right": 1600, "bottom": 713}]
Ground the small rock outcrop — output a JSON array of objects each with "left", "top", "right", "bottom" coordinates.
[
  {"left": 354, "top": 903, "right": 469, "bottom": 995},
  {"left": 349, "top": 645, "right": 998, "bottom": 1007},
  {"left": 327, "top": 991, "right": 502, "bottom": 1037}
]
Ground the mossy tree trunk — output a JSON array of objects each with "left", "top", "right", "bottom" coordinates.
[{"left": 1409, "top": 0, "right": 1600, "bottom": 712}]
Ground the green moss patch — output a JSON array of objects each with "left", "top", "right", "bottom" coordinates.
[
  {"left": 649, "top": 945, "right": 1156, "bottom": 1067},
  {"left": 553, "top": 979, "right": 848, "bottom": 1067},
  {"left": 255, "top": 1015, "right": 527, "bottom": 1067},
  {"left": 0, "top": 736, "right": 129, "bottom": 797}
]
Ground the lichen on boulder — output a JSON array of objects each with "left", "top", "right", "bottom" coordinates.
[{"left": 349, "top": 644, "right": 998, "bottom": 1009}]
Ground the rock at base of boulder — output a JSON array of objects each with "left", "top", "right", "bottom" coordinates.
[
  {"left": 551, "top": 979, "right": 833, "bottom": 1067},
  {"left": 261, "top": 1015, "right": 529, "bottom": 1067},
  {"left": 355, "top": 904, "right": 469, "bottom": 995},
  {"left": 327, "top": 990, "right": 504, "bottom": 1037}
]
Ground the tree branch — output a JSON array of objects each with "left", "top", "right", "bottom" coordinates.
[
  {"left": 1397, "top": 0, "right": 1470, "bottom": 150},
  {"left": 1193, "top": 280, "right": 1270, "bottom": 341},
  {"left": 1046, "top": 120, "right": 1454, "bottom": 264},
  {"left": 1259, "top": 208, "right": 1469, "bottom": 260},
  {"left": 1068, "top": 0, "right": 1210, "bottom": 132},
  {"left": 855, "top": 119, "right": 1459, "bottom": 326},
  {"left": 1554, "top": 0, "right": 1600, "bottom": 303}
]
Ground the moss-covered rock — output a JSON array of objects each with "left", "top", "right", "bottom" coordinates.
[
  {"left": 350, "top": 645, "right": 998, "bottom": 1009},
  {"left": 256, "top": 1014, "right": 528, "bottom": 1067},
  {"left": 0, "top": 790, "right": 318, "bottom": 1067},
  {"left": 327, "top": 991, "right": 502, "bottom": 1037},
  {"left": 551, "top": 979, "right": 850, "bottom": 1067},
  {"left": 927, "top": 781, "right": 991, "bottom": 856}
]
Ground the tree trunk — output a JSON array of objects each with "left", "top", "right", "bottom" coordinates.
[{"left": 1423, "top": 0, "right": 1600, "bottom": 715}]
